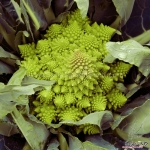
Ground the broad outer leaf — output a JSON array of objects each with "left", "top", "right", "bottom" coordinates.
[
  {"left": 111, "top": 94, "right": 150, "bottom": 130},
  {"left": 114, "top": 0, "right": 150, "bottom": 41},
  {"left": 21, "top": 76, "right": 55, "bottom": 90},
  {"left": 0, "top": 46, "right": 19, "bottom": 59},
  {"left": 104, "top": 40, "right": 150, "bottom": 76},
  {"left": 68, "top": 134, "right": 108, "bottom": 150},
  {"left": 85, "top": 134, "right": 116, "bottom": 150},
  {"left": 0, "top": 75, "right": 55, "bottom": 119},
  {"left": 119, "top": 98, "right": 150, "bottom": 135},
  {"left": 11, "top": 107, "right": 49, "bottom": 150},
  {"left": 7, "top": 67, "right": 26, "bottom": 86},
  {"left": 112, "top": 0, "right": 135, "bottom": 27},
  {"left": 89, "top": 0, "right": 118, "bottom": 25},
  {"left": 115, "top": 128, "right": 150, "bottom": 149},
  {"left": 50, "top": 111, "right": 113, "bottom": 133},
  {"left": 0, "top": 122, "right": 19, "bottom": 136},
  {"left": 57, "top": 128, "right": 108, "bottom": 150}
]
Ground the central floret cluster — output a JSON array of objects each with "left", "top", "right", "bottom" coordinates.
[{"left": 18, "top": 9, "right": 132, "bottom": 134}]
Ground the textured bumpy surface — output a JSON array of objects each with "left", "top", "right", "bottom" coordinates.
[{"left": 18, "top": 9, "right": 132, "bottom": 134}]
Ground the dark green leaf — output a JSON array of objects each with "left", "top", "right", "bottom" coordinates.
[
  {"left": 85, "top": 134, "right": 116, "bottom": 150},
  {"left": 88, "top": 0, "right": 118, "bottom": 25},
  {"left": 0, "top": 122, "right": 19, "bottom": 136},
  {"left": 37, "top": 0, "right": 52, "bottom": 8},
  {"left": 22, "top": 0, "right": 48, "bottom": 30},
  {"left": 114, "top": 0, "right": 150, "bottom": 41},
  {"left": 0, "top": 61, "right": 13, "bottom": 74}
]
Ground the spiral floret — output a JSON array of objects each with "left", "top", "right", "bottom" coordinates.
[
  {"left": 62, "top": 21, "right": 83, "bottom": 43},
  {"left": 44, "top": 24, "right": 62, "bottom": 39},
  {"left": 77, "top": 124, "right": 100, "bottom": 135},
  {"left": 67, "top": 9, "right": 90, "bottom": 27},
  {"left": 20, "top": 57, "right": 40, "bottom": 78},
  {"left": 58, "top": 106, "right": 84, "bottom": 121},
  {"left": 109, "top": 61, "right": 133, "bottom": 82},
  {"left": 37, "top": 89, "right": 54, "bottom": 104},
  {"left": 36, "top": 105, "right": 56, "bottom": 124},
  {"left": 18, "top": 43, "right": 36, "bottom": 59},
  {"left": 91, "top": 94, "right": 107, "bottom": 112},
  {"left": 107, "top": 89, "right": 127, "bottom": 110},
  {"left": 36, "top": 39, "right": 51, "bottom": 56}
]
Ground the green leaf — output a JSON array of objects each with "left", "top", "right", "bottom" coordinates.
[
  {"left": 111, "top": 94, "right": 150, "bottom": 130},
  {"left": 21, "top": 76, "right": 55, "bottom": 90},
  {"left": 83, "top": 141, "right": 108, "bottom": 150},
  {"left": 105, "top": 40, "right": 150, "bottom": 76},
  {"left": 22, "top": 0, "right": 48, "bottom": 30},
  {"left": 119, "top": 98, "right": 150, "bottom": 135},
  {"left": 118, "top": 1, "right": 150, "bottom": 41},
  {"left": 0, "top": 46, "right": 19, "bottom": 59},
  {"left": 8, "top": 67, "right": 26, "bottom": 85},
  {"left": 68, "top": 133, "right": 108, "bottom": 150},
  {"left": 11, "top": 107, "right": 49, "bottom": 150},
  {"left": 20, "top": 0, "right": 34, "bottom": 41},
  {"left": 58, "top": 133, "right": 69, "bottom": 150},
  {"left": 85, "top": 135, "right": 116, "bottom": 150},
  {"left": 88, "top": 0, "right": 118, "bottom": 26},
  {"left": 74, "top": 0, "right": 89, "bottom": 18},
  {"left": 11, "top": 0, "right": 24, "bottom": 23},
  {"left": 0, "top": 75, "right": 55, "bottom": 119},
  {"left": 112, "top": 0, "right": 135, "bottom": 27},
  {"left": 0, "top": 60, "right": 13, "bottom": 74},
  {"left": 37, "top": 0, "right": 52, "bottom": 9},
  {"left": 57, "top": 128, "right": 108, "bottom": 150},
  {"left": 50, "top": 111, "right": 113, "bottom": 132},
  {"left": 115, "top": 128, "right": 150, "bottom": 149},
  {"left": 0, "top": 121, "right": 19, "bottom": 136},
  {"left": 47, "top": 138, "right": 59, "bottom": 150}
]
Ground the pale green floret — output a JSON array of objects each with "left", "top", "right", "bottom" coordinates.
[
  {"left": 36, "top": 105, "right": 56, "bottom": 124},
  {"left": 76, "top": 124, "right": 100, "bottom": 135},
  {"left": 37, "top": 89, "right": 54, "bottom": 104},
  {"left": 18, "top": 9, "right": 132, "bottom": 129},
  {"left": 51, "top": 37, "right": 70, "bottom": 54},
  {"left": 38, "top": 70, "right": 54, "bottom": 81},
  {"left": 67, "top": 9, "right": 90, "bottom": 27},
  {"left": 36, "top": 39, "right": 51, "bottom": 56},
  {"left": 58, "top": 106, "right": 84, "bottom": 122},
  {"left": 106, "top": 89, "right": 127, "bottom": 110},
  {"left": 18, "top": 42, "right": 36, "bottom": 59},
  {"left": 62, "top": 21, "right": 83, "bottom": 43},
  {"left": 100, "top": 76, "right": 114, "bottom": 93},
  {"left": 44, "top": 24, "right": 62, "bottom": 39},
  {"left": 20, "top": 57, "right": 40, "bottom": 78},
  {"left": 99, "top": 23, "right": 116, "bottom": 41},
  {"left": 76, "top": 97, "right": 91, "bottom": 108},
  {"left": 109, "top": 61, "right": 133, "bottom": 82},
  {"left": 64, "top": 93, "right": 76, "bottom": 105},
  {"left": 54, "top": 94, "right": 65, "bottom": 108},
  {"left": 90, "top": 94, "right": 107, "bottom": 112}
]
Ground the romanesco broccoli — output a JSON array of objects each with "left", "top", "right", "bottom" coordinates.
[{"left": 18, "top": 9, "right": 132, "bottom": 135}]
